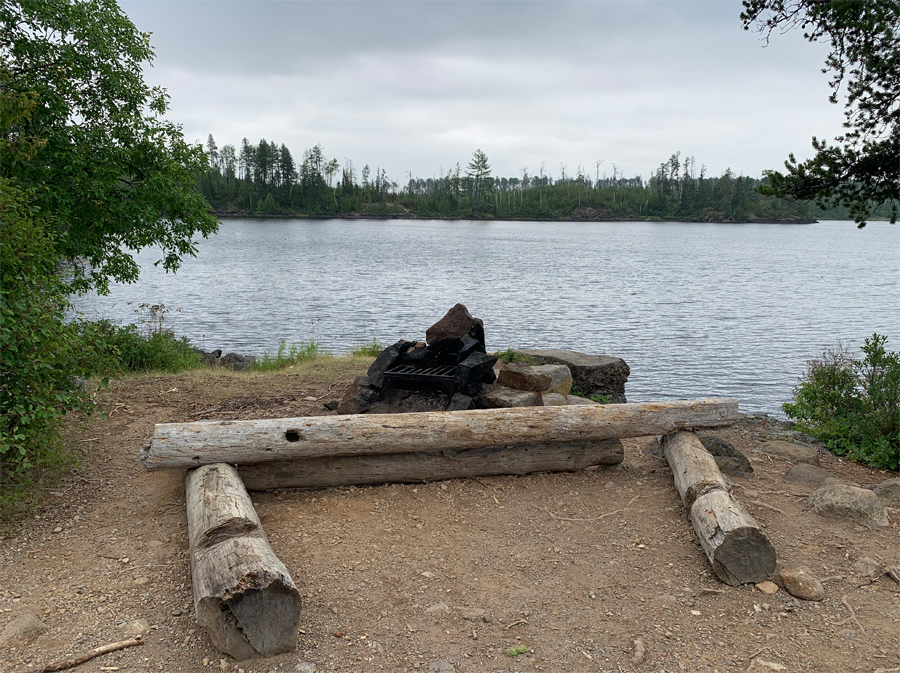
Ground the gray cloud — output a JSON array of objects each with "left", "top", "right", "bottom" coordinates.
[{"left": 123, "top": 0, "right": 845, "bottom": 181}]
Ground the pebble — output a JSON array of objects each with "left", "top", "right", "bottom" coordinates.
[
  {"left": 755, "top": 581, "right": 779, "bottom": 595},
  {"left": 459, "top": 607, "right": 490, "bottom": 622},
  {"left": 852, "top": 556, "right": 881, "bottom": 578},
  {"left": 133, "top": 577, "right": 150, "bottom": 586},
  {"left": 748, "top": 659, "right": 788, "bottom": 672},
  {"left": 219, "top": 660, "right": 229, "bottom": 671},
  {"left": 781, "top": 566, "right": 825, "bottom": 601},
  {"left": 294, "top": 664, "right": 316, "bottom": 673},
  {"left": 121, "top": 618, "right": 150, "bottom": 637}
]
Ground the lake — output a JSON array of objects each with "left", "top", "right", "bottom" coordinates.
[{"left": 74, "top": 218, "right": 899, "bottom": 415}]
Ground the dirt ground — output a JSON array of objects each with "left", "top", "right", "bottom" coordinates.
[{"left": 1, "top": 360, "right": 898, "bottom": 673}]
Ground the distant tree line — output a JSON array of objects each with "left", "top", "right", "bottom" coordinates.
[{"left": 198, "top": 137, "right": 893, "bottom": 222}]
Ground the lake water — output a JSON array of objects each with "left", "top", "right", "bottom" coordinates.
[{"left": 74, "top": 218, "right": 899, "bottom": 415}]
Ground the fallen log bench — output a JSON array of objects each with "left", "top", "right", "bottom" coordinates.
[
  {"left": 662, "top": 431, "right": 776, "bottom": 585},
  {"left": 142, "top": 398, "right": 738, "bottom": 474},
  {"left": 185, "top": 463, "right": 301, "bottom": 660}
]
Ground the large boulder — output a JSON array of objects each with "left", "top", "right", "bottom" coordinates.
[
  {"left": 785, "top": 463, "right": 834, "bottom": 485},
  {"left": 497, "top": 362, "right": 552, "bottom": 391},
  {"left": 532, "top": 365, "right": 573, "bottom": 396},
  {"left": 808, "top": 483, "right": 890, "bottom": 527},
  {"left": 366, "top": 340, "right": 416, "bottom": 388},
  {"left": 426, "top": 304, "right": 483, "bottom": 346},
  {"left": 515, "top": 349, "right": 629, "bottom": 403},
  {"left": 480, "top": 387, "right": 544, "bottom": 409},
  {"left": 699, "top": 435, "right": 753, "bottom": 478}
]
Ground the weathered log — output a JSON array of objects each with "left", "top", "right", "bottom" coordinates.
[
  {"left": 185, "top": 464, "right": 300, "bottom": 660},
  {"left": 143, "top": 398, "right": 737, "bottom": 470},
  {"left": 662, "top": 430, "right": 729, "bottom": 508},
  {"left": 662, "top": 431, "right": 776, "bottom": 586},
  {"left": 239, "top": 440, "right": 624, "bottom": 490}
]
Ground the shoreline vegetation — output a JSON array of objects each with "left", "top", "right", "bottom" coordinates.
[{"left": 198, "top": 140, "right": 896, "bottom": 224}]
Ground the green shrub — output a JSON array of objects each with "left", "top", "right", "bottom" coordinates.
[
  {"left": 84, "top": 321, "right": 202, "bottom": 374},
  {"left": 251, "top": 340, "right": 321, "bottom": 372},
  {"left": 350, "top": 339, "right": 384, "bottom": 357},
  {"left": 493, "top": 348, "right": 535, "bottom": 365},
  {"left": 1, "top": 181, "right": 99, "bottom": 512},
  {"left": 783, "top": 334, "right": 899, "bottom": 470},
  {"left": 589, "top": 394, "right": 612, "bottom": 404}
]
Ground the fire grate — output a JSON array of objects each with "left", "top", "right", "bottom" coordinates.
[{"left": 383, "top": 363, "right": 457, "bottom": 395}]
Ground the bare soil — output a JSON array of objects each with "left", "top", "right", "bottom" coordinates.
[{"left": 1, "top": 361, "right": 898, "bottom": 673}]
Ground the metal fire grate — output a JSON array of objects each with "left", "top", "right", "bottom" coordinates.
[{"left": 383, "top": 363, "right": 457, "bottom": 395}]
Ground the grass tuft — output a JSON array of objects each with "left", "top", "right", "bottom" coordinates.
[{"left": 250, "top": 340, "right": 322, "bottom": 372}]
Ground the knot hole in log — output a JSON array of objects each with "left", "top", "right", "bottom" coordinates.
[{"left": 284, "top": 430, "right": 300, "bottom": 442}]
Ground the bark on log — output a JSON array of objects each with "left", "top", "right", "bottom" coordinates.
[
  {"left": 662, "top": 431, "right": 776, "bottom": 586},
  {"left": 239, "top": 440, "right": 623, "bottom": 491},
  {"left": 185, "top": 464, "right": 300, "bottom": 660},
  {"left": 143, "top": 398, "right": 737, "bottom": 471}
]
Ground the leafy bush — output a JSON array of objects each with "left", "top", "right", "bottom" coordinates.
[
  {"left": 350, "top": 339, "right": 384, "bottom": 357},
  {"left": 589, "top": 394, "right": 612, "bottom": 404},
  {"left": 85, "top": 321, "right": 202, "bottom": 374},
  {"left": 1, "top": 181, "right": 98, "bottom": 508},
  {"left": 783, "top": 334, "right": 899, "bottom": 470},
  {"left": 251, "top": 340, "right": 321, "bottom": 372}
]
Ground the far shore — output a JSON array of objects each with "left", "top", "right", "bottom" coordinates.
[{"left": 212, "top": 212, "right": 817, "bottom": 224}]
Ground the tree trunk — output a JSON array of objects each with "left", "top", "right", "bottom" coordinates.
[
  {"left": 185, "top": 464, "right": 300, "bottom": 660},
  {"left": 143, "top": 398, "right": 737, "bottom": 471},
  {"left": 239, "top": 440, "right": 623, "bottom": 491},
  {"left": 662, "top": 431, "right": 776, "bottom": 586}
]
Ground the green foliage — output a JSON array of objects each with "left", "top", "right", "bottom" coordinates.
[
  {"left": 250, "top": 340, "right": 322, "bottom": 372},
  {"left": 589, "top": 394, "right": 612, "bottom": 404},
  {"left": 741, "top": 0, "right": 899, "bottom": 227},
  {"left": 350, "top": 340, "right": 384, "bottom": 357},
  {"left": 493, "top": 348, "right": 535, "bottom": 365},
  {"left": 0, "top": 180, "right": 97, "bottom": 486},
  {"left": 85, "top": 321, "right": 202, "bottom": 374},
  {"left": 504, "top": 646, "right": 529, "bottom": 658},
  {"left": 0, "top": 0, "right": 218, "bottom": 293},
  {"left": 783, "top": 334, "right": 900, "bottom": 470}
]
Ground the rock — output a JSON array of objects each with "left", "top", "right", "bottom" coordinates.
[
  {"left": 133, "top": 576, "right": 150, "bottom": 586},
  {"left": 874, "top": 478, "right": 900, "bottom": 504},
  {"left": 515, "top": 349, "right": 630, "bottom": 402},
  {"left": 430, "top": 660, "right": 455, "bottom": 673},
  {"left": 532, "top": 364, "right": 573, "bottom": 396},
  {"left": 366, "top": 340, "right": 415, "bottom": 388},
  {"left": 755, "top": 581, "right": 779, "bottom": 595},
  {"left": 566, "top": 395, "right": 599, "bottom": 405},
  {"left": 643, "top": 437, "right": 662, "bottom": 457},
  {"left": 455, "top": 351, "right": 498, "bottom": 396},
  {"left": 458, "top": 607, "right": 490, "bottom": 622},
  {"left": 0, "top": 612, "right": 46, "bottom": 649},
  {"left": 336, "top": 396, "right": 371, "bottom": 415},
  {"left": 497, "top": 362, "right": 553, "bottom": 392},
  {"left": 480, "top": 387, "right": 544, "bottom": 409},
  {"left": 748, "top": 659, "right": 787, "bottom": 673},
  {"left": 219, "top": 352, "right": 256, "bottom": 371},
  {"left": 294, "top": 664, "right": 317, "bottom": 673},
  {"left": 426, "top": 304, "right": 481, "bottom": 345},
  {"left": 425, "top": 602, "right": 451, "bottom": 615},
  {"left": 121, "top": 618, "right": 151, "bottom": 637},
  {"left": 323, "top": 400, "right": 339, "bottom": 411},
  {"left": 541, "top": 392, "right": 569, "bottom": 406},
  {"left": 780, "top": 567, "right": 825, "bottom": 601},
  {"left": 700, "top": 435, "right": 753, "bottom": 477},
  {"left": 785, "top": 463, "right": 833, "bottom": 485},
  {"left": 852, "top": 556, "right": 881, "bottom": 577},
  {"left": 447, "top": 393, "right": 474, "bottom": 411},
  {"left": 758, "top": 440, "right": 819, "bottom": 465},
  {"left": 808, "top": 483, "right": 889, "bottom": 527}
]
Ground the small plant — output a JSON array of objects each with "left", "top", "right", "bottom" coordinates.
[
  {"left": 251, "top": 340, "right": 321, "bottom": 372},
  {"left": 85, "top": 320, "right": 202, "bottom": 374},
  {"left": 351, "top": 339, "right": 384, "bottom": 357},
  {"left": 589, "top": 393, "right": 612, "bottom": 404},
  {"left": 493, "top": 348, "right": 535, "bottom": 365},
  {"left": 504, "top": 645, "right": 529, "bottom": 657},
  {"left": 783, "top": 333, "right": 899, "bottom": 470}
]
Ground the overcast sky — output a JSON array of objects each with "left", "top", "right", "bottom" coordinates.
[{"left": 120, "top": 0, "right": 845, "bottom": 183}]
